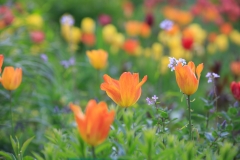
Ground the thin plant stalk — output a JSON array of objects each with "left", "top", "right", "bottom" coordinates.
[
  {"left": 91, "top": 146, "right": 96, "bottom": 159},
  {"left": 97, "top": 69, "right": 102, "bottom": 99},
  {"left": 187, "top": 95, "right": 192, "bottom": 140},
  {"left": 9, "top": 90, "right": 13, "bottom": 135},
  {"left": 213, "top": 80, "right": 218, "bottom": 124},
  {"left": 206, "top": 111, "right": 209, "bottom": 129}
]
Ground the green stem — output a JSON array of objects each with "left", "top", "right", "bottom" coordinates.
[
  {"left": 91, "top": 146, "right": 96, "bottom": 159},
  {"left": 9, "top": 90, "right": 13, "bottom": 135},
  {"left": 97, "top": 69, "right": 102, "bottom": 99},
  {"left": 187, "top": 95, "right": 192, "bottom": 140},
  {"left": 213, "top": 80, "right": 218, "bottom": 125},
  {"left": 206, "top": 111, "right": 209, "bottom": 130}
]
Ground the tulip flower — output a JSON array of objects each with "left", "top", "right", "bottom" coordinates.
[
  {"left": 0, "top": 66, "right": 22, "bottom": 90},
  {"left": 86, "top": 49, "right": 108, "bottom": 70},
  {"left": 230, "top": 61, "right": 240, "bottom": 77},
  {"left": 69, "top": 99, "right": 115, "bottom": 146},
  {"left": 81, "top": 17, "right": 95, "bottom": 34},
  {"left": 101, "top": 72, "right": 147, "bottom": 107},
  {"left": 230, "top": 82, "right": 240, "bottom": 101},
  {"left": 0, "top": 54, "right": 4, "bottom": 73},
  {"left": 175, "top": 61, "right": 203, "bottom": 95}
]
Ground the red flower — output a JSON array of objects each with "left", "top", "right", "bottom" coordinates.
[
  {"left": 230, "top": 82, "right": 240, "bottom": 101},
  {"left": 181, "top": 37, "right": 194, "bottom": 50}
]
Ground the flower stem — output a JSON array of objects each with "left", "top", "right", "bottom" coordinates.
[
  {"left": 9, "top": 90, "right": 13, "bottom": 135},
  {"left": 187, "top": 95, "right": 192, "bottom": 140},
  {"left": 206, "top": 111, "right": 209, "bottom": 129},
  {"left": 213, "top": 80, "right": 218, "bottom": 125},
  {"left": 91, "top": 146, "right": 96, "bottom": 159}
]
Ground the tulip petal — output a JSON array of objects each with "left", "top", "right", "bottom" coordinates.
[
  {"left": 196, "top": 63, "right": 204, "bottom": 79},
  {"left": 119, "top": 72, "right": 136, "bottom": 107},
  {"left": 101, "top": 75, "right": 121, "bottom": 105},
  {"left": 188, "top": 61, "right": 195, "bottom": 74}
]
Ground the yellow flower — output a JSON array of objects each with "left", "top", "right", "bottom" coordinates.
[
  {"left": 63, "top": 26, "right": 82, "bottom": 44},
  {"left": 152, "top": 42, "right": 163, "bottom": 60},
  {"left": 102, "top": 24, "right": 117, "bottom": 43},
  {"left": 101, "top": 72, "right": 147, "bottom": 107},
  {"left": 81, "top": 17, "right": 95, "bottom": 33},
  {"left": 26, "top": 14, "right": 43, "bottom": 29},
  {"left": 0, "top": 66, "right": 22, "bottom": 90},
  {"left": 229, "top": 30, "right": 240, "bottom": 46},
  {"left": 214, "top": 34, "right": 228, "bottom": 52},
  {"left": 86, "top": 49, "right": 108, "bottom": 70},
  {"left": 70, "top": 100, "right": 115, "bottom": 147},
  {"left": 175, "top": 61, "right": 203, "bottom": 95}
]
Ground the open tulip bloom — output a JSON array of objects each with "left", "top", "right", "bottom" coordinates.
[
  {"left": 101, "top": 72, "right": 147, "bottom": 108},
  {"left": 0, "top": 66, "right": 22, "bottom": 91},
  {"left": 70, "top": 100, "right": 115, "bottom": 147},
  {"left": 175, "top": 61, "right": 204, "bottom": 95}
]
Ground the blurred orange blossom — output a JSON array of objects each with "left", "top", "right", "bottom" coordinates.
[
  {"left": 175, "top": 61, "right": 203, "bottom": 95},
  {"left": 70, "top": 100, "right": 115, "bottom": 146},
  {"left": 0, "top": 66, "right": 22, "bottom": 90},
  {"left": 101, "top": 72, "right": 147, "bottom": 107}
]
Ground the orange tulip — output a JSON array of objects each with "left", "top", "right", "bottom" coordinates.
[
  {"left": 86, "top": 49, "right": 108, "bottom": 70},
  {"left": 175, "top": 61, "right": 203, "bottom": 95},
  {"left": 0, "top": 66, "right": 22, "bottom": 90},
  {"left": 0, "top": 54, "right": 4, "bottom": 73},
  {"left": 70, "top": 100, "right": 115, "bottom": 146},
  {"left": 101, "top": 72, "right": 147, "bottom": 107}
]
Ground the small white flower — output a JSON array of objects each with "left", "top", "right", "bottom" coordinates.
[
  {"left": 168, "top": 57, "right": 186, "bottom": 71},
  {"left": 206, "top": 72, "right": 220, "bottom": 83}
]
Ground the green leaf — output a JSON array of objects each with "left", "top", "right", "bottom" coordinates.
[
  {"left": 21, "top": 136, "right": 35, "bottom": 157},
  {"left": 191, "top": 113, "right": 207, "bottom": 120},
  {"left": 32, "top": 152, "right": 45, "bottom": 160},
  {"left": 0, "top": 151, "right": 15, "bottom": 160},
  {"left": 204, "top": 132, "right": 214, "bottom": 142},
  {"left": 10, "top": 136, "right": 18, "bottom": 157},
  {"left": 212, "top": 131, "right": 218, "bottom": 138},
  {"left": 23, "top": 156, "right": 35, "bottom": 160},
  {"left": 220, "top": 132, "right": 229, "bottom": 137},
  {"left": 226, "top": 124, "right": 233, "bottom": 132},
  {"left": 228, "top": 107, "right": 238, "bottom": 116}
]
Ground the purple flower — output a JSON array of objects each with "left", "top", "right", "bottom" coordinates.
[
  {"left": 206, "top": 72, "right": 220, "bottom": 83},
  {"left": 60, "top": 14, "right": 74, "bottom": 26},
  {"left": 152, "top": 95, "right": 158, "bottom": 102},
  {"left": 146, "top": 97, "right": 154, "bottom": 105},
  {"left": 146, "top": 95, "right": 159, "bottom": 105},
  {"left": 160, "top": 19, "right": 173, "bottom": 31},
  {"left": 40, "top": 54, "right": 48, "bottom": 62},
  {"left": 60, "top": 57, "right": 75, "bottom": 69}
]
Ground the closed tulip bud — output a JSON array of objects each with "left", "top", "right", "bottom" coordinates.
[
  {"left": 0, "top": 54, "right": 4, "bottom": 73},
  {"left": 230, "top": 81, "right": 240, "bottom": 101},
  {"left": 86, "top": 49, "right": 108, "bottom": 70},
  {"left": 0, "top": 66, "right": 22, "bottom": 90},
  {"left": 175, "top": 61, "right": 203, "bottom": 95},
  {"left": 70, "top": 100, "right": 115, "bottom": 146},
  {"left": 101, "top": 72, "right": 147, "bottom": 107}
]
